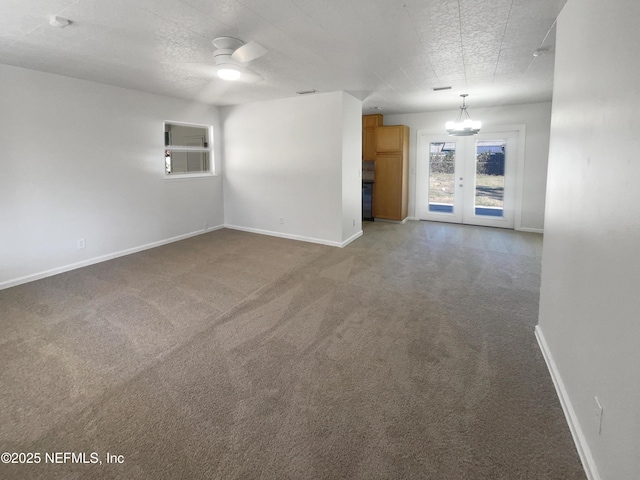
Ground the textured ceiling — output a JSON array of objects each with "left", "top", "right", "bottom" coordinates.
[{"left": 0, "top": 0, "right": 566, "bottom": 114}]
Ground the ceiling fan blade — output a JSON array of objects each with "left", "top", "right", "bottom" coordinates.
[
  {"left": 179, "top": 63, "right": 218, "bottom": 77},
  {"left": 230, "top": 64, "right": 264, "bottom": 84},
  {"left": 231, "top": 41, "right": 267, "bottom": 63},
  {"left": 169, "top": 62, "right": 263, "bottom": 84},
  {"left": 207, "top": 64, "right": 262, "bottom": 84},
  {"left": 193, "top": 80, "right": 233, "bottom": 103}
]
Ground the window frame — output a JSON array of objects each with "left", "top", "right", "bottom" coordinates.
[{"left": 164, "top": 121, "right": 215, "bottom": 179}]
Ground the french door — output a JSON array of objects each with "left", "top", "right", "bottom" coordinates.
[{"left": 417, "top": 131, "right": 519, "bottom": 229}]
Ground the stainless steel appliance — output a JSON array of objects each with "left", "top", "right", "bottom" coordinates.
[{"left": 362, "top": 181, "right": 374, "bottom": 221}]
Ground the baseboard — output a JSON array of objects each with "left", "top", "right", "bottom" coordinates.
[
  {"left": 224, "top": 224, "right": 361, "bottom": 248},
  {"left": 341, "top": 230, "right": 363, "bottom": 247},
  {"left": 517, "top": 227, "right": 544, "bottom": 234},
  {"left": 535, "top": 325, "right": 600, "bottom": 480},
  {"left": 0, "top": 225, "right": 225, "bottom": 290}
]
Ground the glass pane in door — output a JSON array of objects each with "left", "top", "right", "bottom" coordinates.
[
  {"left": 428, "top": 142, "right": 456, "bottom": 213},
  {"left": 475, "top": 140, "right": 506, "bottom": 217}
]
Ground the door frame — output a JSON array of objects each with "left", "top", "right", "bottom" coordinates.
[{"left": 415, "top": 124, "right": 526, "bottom": 229}]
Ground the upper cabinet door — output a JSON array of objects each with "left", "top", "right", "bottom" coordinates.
[
  {"left": 376, "top": 126, "right": 404, "bottom": 152},
  {"left": 363, "top": 128, "right": 377, "bottom": 160},
  {"left": 362, "top": 114, "right": 383, "bottom": 160},
  {"left": 363, "top": 114, "right": 383, "bottom": 128}
]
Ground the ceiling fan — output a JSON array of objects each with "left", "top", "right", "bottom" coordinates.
[{"left": 210, "top": 36, "right": 267, "bottom": 83}]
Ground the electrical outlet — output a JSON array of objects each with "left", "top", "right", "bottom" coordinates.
[
  {"left": 594, "top": 396, "right": 603, "bottom": 434},
  {"left": 77, "top": 238, "right": 85, "bottom": 249},
  {"left": 279, "top": 217, "right": 284, "bottom": 224}
]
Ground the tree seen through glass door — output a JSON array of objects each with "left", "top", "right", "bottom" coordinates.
[
  {"left": 474, "top": 140, "right": 505, "bottom": 217},
  {"left": 428, "top": 142, "right": 456, "bottom": 213}
]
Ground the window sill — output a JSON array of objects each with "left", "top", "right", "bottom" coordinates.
[{"left": 164, "top": 172, "right": 216, "bottom": 180}]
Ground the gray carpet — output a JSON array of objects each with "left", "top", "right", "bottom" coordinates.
[{"left": 0, "top": 221, "right": 585, "bottom": 479}]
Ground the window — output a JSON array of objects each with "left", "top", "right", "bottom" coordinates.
[{"left": 164, "top": 122, "right": 213, "bottom": 176}]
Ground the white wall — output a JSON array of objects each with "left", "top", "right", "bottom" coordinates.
[
  {"left": 340, "top": 93, "right": 363, "bottom": 243},
  {"left": 221, "top": 91, "right": 362, "bottom": 247},
  {"left": 386, "top": 102, "right": 552, "bottom": 231},
  {"left": 537, "top": 0, "right": 640, "bottom": 479},
  {"left": 0, "top": 64, "right": 223, "bottom": 289}
]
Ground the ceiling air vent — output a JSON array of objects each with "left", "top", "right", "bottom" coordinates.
[
  {"left": 296, "top": 89, "right": 318, "bottom": 95},
  {"left": 433, "top": 86, "right": 452, "bottom": 91}
]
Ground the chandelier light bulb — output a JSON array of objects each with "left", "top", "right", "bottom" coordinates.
[{"left": 445, "top": 94, "right": 481, "bottom": 136}]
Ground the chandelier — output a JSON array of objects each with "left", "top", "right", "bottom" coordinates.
[{"left": 445, "top": 94, "right": 481, "bottom": 136}]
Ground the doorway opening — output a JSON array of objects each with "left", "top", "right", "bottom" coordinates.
[{"left": 417, "top": 129, "right": 522, "bottom": 229}]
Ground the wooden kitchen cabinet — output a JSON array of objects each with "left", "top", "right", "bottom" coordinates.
[
  {"left": 373, "top": 125, "right": 409, "bottom": 222},
  {"left": 376, "top": 124, "right": 406, "bottom": 152},
  {"left": 363, "top": 128, "right": 376, "bottom": 161},
  {"left": 362, "top": 114, "right": 383, "bottom": 161},
  {"left": 363, "top": 114, "right": 383, "bottom": 128}
]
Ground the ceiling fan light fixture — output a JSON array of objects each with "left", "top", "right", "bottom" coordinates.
[
  {"left": 210, "top": 37, "right": 267, "bottom": 83},
  {"left": 217, "top": 67, "right": 241, "bottom": 81},
  {"left": 446, "top": 94, "right": 481, "bottom": 136}
]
